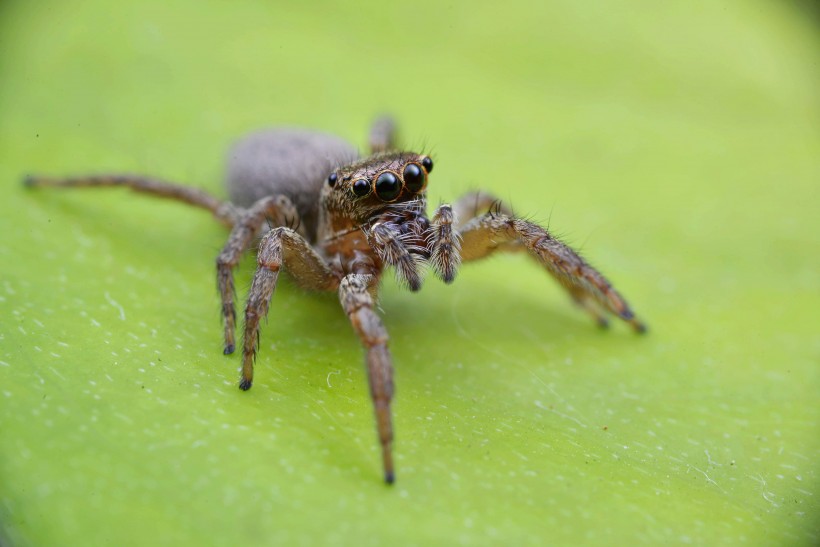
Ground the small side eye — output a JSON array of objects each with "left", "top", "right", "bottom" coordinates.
[
  {"left": 352, "top": 179, "right": 371, "bottom": 197},
  {"left": 403, "top": 163, "right": 426, "bottom": 193},
  {"left": 421, "top": 156, "right": 433, "bottom": 173},
  {"left": 327, "top": 173, "right": 338, "bottom": 187},
  {"left": 375, "top": 172, "right": 401, "bottom": 201}
]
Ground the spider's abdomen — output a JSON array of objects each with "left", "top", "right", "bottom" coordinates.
[{"left": 226, "top": 128, "right": 359, "bottom": 242}]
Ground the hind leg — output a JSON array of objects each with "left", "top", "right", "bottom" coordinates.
[
  {"left": 369, "top": 116, "right": 397, "bottom": 153},
  {"left": 24, "top": 173, "right": 238, "bottom": 226}
]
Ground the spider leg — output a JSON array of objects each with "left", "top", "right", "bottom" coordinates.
[
  {"left": 457, "top": 213, "right": 647, "bottom": 333},
  {"left": 23, "top": 173, "right": 238, "bottom": 226},
  {"left": 569, "top": 286, "right": 612, "bottom": 329},
  {"left": 368, "top": 222, "right": 424, "bottom": 291},
  {"left": 369, "top": 115, "right": 397, "bottom": 154},
  {"left": 216, "top": 195, "right": 305, "bottom": 354},
  {"left": 428, "top": 204, "right": 461, "bottom": 283},
  {"left": 239, "top": 227, "right": 337, "bottom": 390},
  {"left": 339, "top": 273, "right": 395, "bottom": 484}
]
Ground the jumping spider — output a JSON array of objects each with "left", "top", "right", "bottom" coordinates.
[{"left": 25, "top": 117, "right": 646, "bottom": 484}]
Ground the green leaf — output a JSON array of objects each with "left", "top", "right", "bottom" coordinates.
[{"left": 1, "top": 1, "right": 817, "bottom": 545}]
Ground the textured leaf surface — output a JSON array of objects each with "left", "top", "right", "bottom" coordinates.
[{"left": 1, "top": 1, "right": 818, "bottom": 545}]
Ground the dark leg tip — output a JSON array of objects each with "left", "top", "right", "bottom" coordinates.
[
  {"left": 619, "top": 309, "right": 647, "bottom": 334},
  {"left": 22, "top": 175, "right": 37, "bottom": 187},
  {"left": 408, "top": 278, "right": 422, "bottom": 292},
  {"left": 238, "top": 377, "right": 253, "bottom": 391},
  {"left": 223, "top": 344, "right": 235, "bottom": 355},
  {"left": 596, "top": 317, "right": 611, "bottom": 329},
  {"left": 384, "top": 471, "right": 395, "bottom": 485},
  {"left": 442, "top": 271, "right": 456, "bottom": 284}
]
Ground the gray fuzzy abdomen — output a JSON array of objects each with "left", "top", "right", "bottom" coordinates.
[{"left": 226, "top": 128, "right": 359, "bottom": 242}]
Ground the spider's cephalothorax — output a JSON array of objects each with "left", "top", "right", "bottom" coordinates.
[
  {"left": 324, "top": 151, "right": 432, "bottom": 215},
  {"left": 24, "top": 117, "right": 646, "bottom": 485},
  {"left": 318, "top": 151, "right": 438, "bottom": 292}
]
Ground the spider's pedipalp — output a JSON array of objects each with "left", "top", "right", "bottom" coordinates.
[
  {"left": 429, "top": 204, "right": 461, "bottom": 283},
  {"left": 368, "top": 222, "right": 424, "bottom": 291},
  {"left": 339, "top": 273, "right": 395, "bottom": 484}
]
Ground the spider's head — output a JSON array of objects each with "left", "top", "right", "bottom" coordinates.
[{"left": 323, "top": 151, "right": 433, "bottom": 223}]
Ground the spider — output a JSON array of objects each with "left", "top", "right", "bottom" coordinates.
[{"left": 24, "top": 117, "right": 646, "bottom": 484}]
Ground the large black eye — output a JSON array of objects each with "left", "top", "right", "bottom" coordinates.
[
  {"left": 375, "top": 172, "right": 401, "bottom": 201},
  {"left": 327, "top": 173, "right": 337, "bottom": 187},
  {"left": 421, "top": 156, "right": 433, "bottom": 173},
  {"left": 403, "top": 163, "right": 425, "bottom": 193},
  {"left": 352, "top": 179, "right": 371, "bottom": 197}
]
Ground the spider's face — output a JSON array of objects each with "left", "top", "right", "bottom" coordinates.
[{"left": 324, "top": 151, "right": 433, "bottom": 222}]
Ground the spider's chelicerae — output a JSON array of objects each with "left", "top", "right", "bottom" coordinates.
[{"left": 25, "top": 118, "right": 646, "bottom": 484}]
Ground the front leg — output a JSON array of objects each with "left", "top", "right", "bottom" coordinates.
[
  {"left": 339, "top": 274, "right": 396, "bottom": 484},
  {"left": 239, "top": 227, "right": 337, "bottom": 390},
  {"left": 458, "top": 213, "right": 647, "bottom": 333},
  {"left": 216, "top": 195, "right": 303, "bottom": 354}
]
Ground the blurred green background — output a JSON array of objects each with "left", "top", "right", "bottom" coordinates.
[{"left": 1, "top": 0, "right": 818, "bottom": 545}]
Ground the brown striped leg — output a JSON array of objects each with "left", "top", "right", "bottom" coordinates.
[
  {"left": 428, "top": 204, "right": 461, "bottom": 283},
  {"left": 457, "top": 213, "right": 647, "bottom": 333},
  {"left": 239, "top": 227, "right": 336, "bottom": 391},
  {"left": 216, "top": 195, "right": 302, "bottom": 354},
  {"left": 23, "top": 173, "right": 237, "bottom": 226},
  {"left": 339, "top": 273, "right": 396, "bottom": 484}
]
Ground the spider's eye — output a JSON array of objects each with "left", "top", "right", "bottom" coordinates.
[
  {"left": 421, "top": 156, "right": 433, "bottom": 173},
  {"left": 352, "top": 179, "right": 371, "bottom": 197},
  {"left": 403, "top": 163, "right": 426, "bottom": 193},
  {"left": 374, "top": 172, "right": 401, "bottom": 201},
  {"left": 327, "top": 172, "right": 338, "bottom": 187}
]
